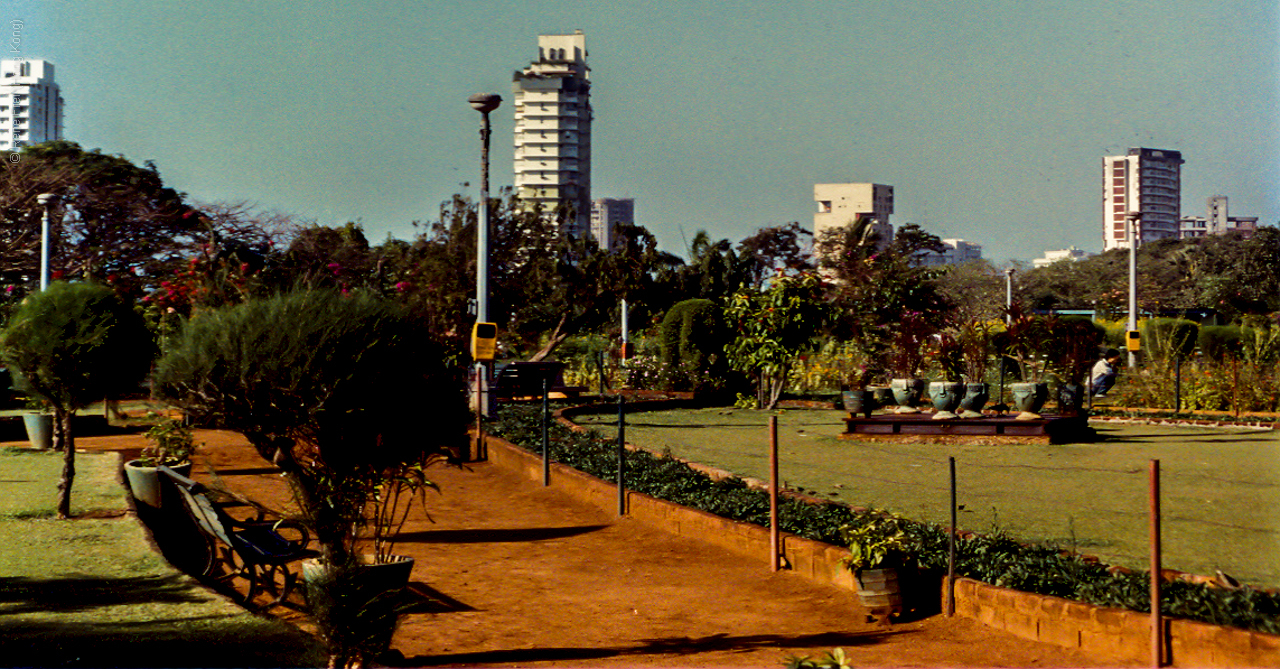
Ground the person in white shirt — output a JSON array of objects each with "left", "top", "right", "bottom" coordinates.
[{"left": 1091, "top": 348, "right": 1122, "bottom": 397}]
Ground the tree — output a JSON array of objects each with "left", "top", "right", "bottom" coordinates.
[
  {"left": 1, "top": 282, "right": 153, "bottom": 518},
  {"left": 725, "top": 273, "right": 830, "bottom": 409},
  {"left": 735, "top": 222, "right": 814, "bottom": 290},
  {"left": 0, "top": 141, "right": 198, "bottom": 298}
]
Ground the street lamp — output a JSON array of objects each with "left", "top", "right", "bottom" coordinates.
[
  {"left": 36, "top": 193, "right": 56, "bottom": 291},
  {"left": 1126, "top": 211, "right": 1142, "bottom": 368},
  {"left": 1004, "top": 267, "right": 1016, "bottom": 322},
  {"left": 468, "top": 93, "right": 501, "bottom": 417}
]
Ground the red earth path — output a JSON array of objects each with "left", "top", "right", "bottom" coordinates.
[{"left": 84, "top": 429, "right": 1111, "bottom": 667}]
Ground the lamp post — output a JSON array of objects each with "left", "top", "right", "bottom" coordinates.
[
  {"left": 1126, "top": 211, "right": 1142, "bottom": 368},
  {"left": 1004, "top": 267, "right": 1015, "bottom": 322},
  {"left": 36, "top": 193, "right": 56, "bottom": 291},
  {"left": 468, "top": 93, "right": 501, "bottom": 416}
]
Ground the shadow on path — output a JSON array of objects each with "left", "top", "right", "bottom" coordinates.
[{"left": 396, "top": 525, "right": 610, "bottom": 544}]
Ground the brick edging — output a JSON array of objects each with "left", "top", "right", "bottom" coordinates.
[{"left": 481, "top": 430, "right": 1280, "bottom": 667}]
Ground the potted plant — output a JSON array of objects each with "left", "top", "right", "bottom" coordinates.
[
  {"left": 1001, "top": 307, "right": 1052, "bottom": 419},
  {"left": 926, "top": 332, "right": 965, "bottom": 420},
  {"left": 21, "top": 396, "right": 53, "bottom": 450},
  {"left": 956, "top": 320, "right": 993, "bottom": 418},
  {"left": 841, "top": 364, "right": 877, "bottom": 419},
  {"left": 888, "top": 312, "right": 930, "bottom": 413},
  {"left": 841, "top": 514, "right": 913, "bottom": 620},
  {"left": 124, "top": 418, "right": 196, "bottom": 509}
]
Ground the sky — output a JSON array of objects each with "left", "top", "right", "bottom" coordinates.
[{"left": 10, "top": 0, "right": 1278, "bottom": 263}]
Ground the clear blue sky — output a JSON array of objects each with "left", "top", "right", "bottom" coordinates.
[{"left": 13, "top": 0, "right": 1278, "bottom": 263}]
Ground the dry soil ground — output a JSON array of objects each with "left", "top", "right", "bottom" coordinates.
[{"left": 75, "top": 430, "right": 1114, "bottom": 668}]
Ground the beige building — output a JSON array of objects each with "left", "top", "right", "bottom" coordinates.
[
  {"left": 0, "top": 59, "right": 62, "bottom": 151},
  {"left": 916, "top": 238, "right": 984, "bottom": 266},
  {"left": 590, "top": 197, "right": 633, "bottom": 251},
  {"left": 1033, "top": 247, "right": 1092, "bottom": 268},
  {"left": 1180, "top": 196, "right": 1258, "bottom": 239},
  {"left": 1102, "top": 148, "right": 1183, "bottom": 251},
  {"left": 813, "top": 183, "right": 894, "bottom": 250},
  {"left": 512, "top": 31, "right": 592, "bottom": 238}
]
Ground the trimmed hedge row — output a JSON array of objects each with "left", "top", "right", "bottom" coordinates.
[{"left": 492, "top": 403, "right": 1280, "bottom": 634}]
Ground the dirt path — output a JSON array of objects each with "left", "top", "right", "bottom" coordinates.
[{"left": 76, "top": 430, "right": 1112, "bottom": 667}]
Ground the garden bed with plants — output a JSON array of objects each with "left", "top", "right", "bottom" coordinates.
[{"left": 492, "top": 402, "right": 1280, "bottom": 636}]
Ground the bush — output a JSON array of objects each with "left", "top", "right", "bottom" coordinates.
[
  {"left": 1198, "top": 325, "right": 1243, "bottom": 362},
  {"left": 1142, "top": 318, "right": 1199, "bottom": 362},
  {"left": 659, "top": 299, "right": 727, "bottom": 373}
]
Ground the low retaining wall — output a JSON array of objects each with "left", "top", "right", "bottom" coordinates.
[{"left": 481, "top": 431, "right": 1280, "bottom": 667}]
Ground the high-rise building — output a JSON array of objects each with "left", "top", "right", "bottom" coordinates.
[
  {"left": 1102, "top": 148, "right": 1183, "bottom": 251},
  {"left": 0, "top": 59, "right": 62, "bottom": 151},
  {"left": 813, "top": 183, "right": 894, "bottom": 251},
  {"left": 590, "top": 197, "right": 633, "bottom": 251},
  {"left": 513, "top": 31, "right": 592, "bottom": 237}
]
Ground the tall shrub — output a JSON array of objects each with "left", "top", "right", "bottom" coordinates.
[
  {"left": 1142, "top": 318, "right": 1199, "bottom": 362},
  {"left": 154, "top": 289, "right": 466, "bottom": 666},
  {"left": 1, "top": 282, "right": 153, "bottom": 518},
  {"left": 1198, "top": 325, "right": 1243, "bottom": 362},
  {"left": 659, "top": 298, "right": 726, "bottom": 372}
]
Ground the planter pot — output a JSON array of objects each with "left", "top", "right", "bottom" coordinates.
[
  {"left": 842, "top": 389, "right": 875, "bottom": 418},
  {"left": 123, "top": 460, "right": 192, "bottom": 509},
  {"left": 928, "top": 382, "right": 965, "bottom": 420},
  {"left": 22, "top": 413, "right": 52, "bottom": 450},
  {"left": 302, "top": 554, "right": 415, "bottom": 595},
  {"left": 1010, "top": 382, "right": 1049, "bottom": 420},
  {"left": 871, "top": 387, "right": 894, "bottom": 409},
  {"left": 855, "top": 567, "right": 903, "bottom": 618},
  {"left": 958, "top": 382, "right": 989, "bottom": 418},
  {"left": 890, "top": 378, "right": 926, "bottom": 414},
  {"left": 1057, "top": 383, "right": 1084, "bottom": 416}
]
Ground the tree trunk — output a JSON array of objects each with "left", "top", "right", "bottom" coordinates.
[
  {"left": 55, "top": 408, "right": 75, "bottom": 519},
  {"left": 528, "top": 314, "right": 571, "bottom": 362}
]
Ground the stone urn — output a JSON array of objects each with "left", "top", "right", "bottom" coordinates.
[
  {"left": 1011, "top": 382, "right": 1049, "bottom": 420},
  {"left": 890, "top": 378, "right": 926, "bottom": 414},
  {"left": 958, "top": 382, "right": 989, "bottom": 418},
  {"left": 929, "top": 381, "right": 965, "bottom": 420},
  {"left": 842, "top": 389, "right": 876, "bottom": 419},
  {"left": 871, "top": 386, "right": 895, "bottom": 409}
]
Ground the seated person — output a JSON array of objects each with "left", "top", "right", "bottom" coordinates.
[{"left": 1091, "top": 348, "right": 1123, "bottom": 397}]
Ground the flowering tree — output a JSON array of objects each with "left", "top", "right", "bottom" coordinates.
[{"left": 725, "top": 273, "right": 830, "bottom": 409}]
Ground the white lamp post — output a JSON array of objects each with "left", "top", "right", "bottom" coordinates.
[
  {"left": 1004, "top": 267, "right": 1015, "bottom": 322},
  {"left": 36, "top": 193, "right": 56, "bottom": 291},
  {"left": 1126, "top": 211, "right": 1142, "bottom": 368},
  {"left": 468, "top": 93, "right": 501, "bottom": 416}
]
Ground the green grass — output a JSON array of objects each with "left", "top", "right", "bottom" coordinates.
[
  {"left": 576, "top": 408, "right": 1280, "bottom": 588},
  {"left": 0, "top": 448, "right": 324, "bottom": 667}
]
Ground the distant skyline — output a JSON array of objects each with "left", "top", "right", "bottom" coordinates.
[{"left": 11, "top": 0, "right": 1278, "bottom": 263}]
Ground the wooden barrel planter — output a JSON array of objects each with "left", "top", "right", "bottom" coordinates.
[{"left": 856, "top": 568, "right": 903, "bottom": 619}]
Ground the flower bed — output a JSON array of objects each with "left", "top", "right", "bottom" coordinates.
[{"left": 492, "top": 402, "right": 1280, "bottom": 636}]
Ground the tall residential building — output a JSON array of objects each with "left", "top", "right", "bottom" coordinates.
[
  {"left": 1180, "top": 195, "right": 1259, "bottom": 239},
  {"left": 513, "top": 31, "right": 592, "bottom": 238},
  {"left": 590, "top": 197, "right": 633, "bottom": 251},
  {"left": 1102, "top": 148, "right": 1183, "bottom": 251},
  {"left": 0, "top": 59, "right": 62, "bottom": 151},
  {"left": 813, "top": 183, "right": 894, "bottom": 251}
]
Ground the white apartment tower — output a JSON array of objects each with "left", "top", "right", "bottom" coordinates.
[
  {"left": 590, "top": 197, "right": 633, "bottom": 251},
  {"left": 1102, "top": 148, "right": 1183, "bottom": 251},
  {"left": 513, "top": 31, "right": 592, "bottom": 238},
  {"left": 814, "top": 183, "right": 894, "bottom": 250},
  {"left": 0, "top": 59, "right": 62, "bottom": 151}
]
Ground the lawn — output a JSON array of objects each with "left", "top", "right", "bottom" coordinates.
[
  {"left": 574, "top": 408, "right": 1280, "bottom": 588},
  {"left": 0, "top": 447, "right": 324, "bottom": 667}
]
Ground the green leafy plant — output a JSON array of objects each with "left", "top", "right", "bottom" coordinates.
[
  {"left": 783, "top": 647, "right": 851, "bottom": 669},
  {"left": 137, "top": 418, "right": 196, "bottom": 467},
  {"left": 841, "top": 513, "right": 912, "bottom": 575}
]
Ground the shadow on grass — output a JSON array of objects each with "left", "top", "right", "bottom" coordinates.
[
  {"left": 401, "top": 629, "right": 900, "bottom": 667},
  {"left": 0, "top": 574, "right": 207, "bottom": 614},
  {"left": 396, "top": 524, "right": 610, "bottom": 544}
]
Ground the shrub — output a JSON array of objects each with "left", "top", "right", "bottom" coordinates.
[
  {"left": 1142, "top": 318, "right": 1199, "bottom": 362},
  {"left": 1198, "top": 325, "right": 1243, "bottom": 362}
]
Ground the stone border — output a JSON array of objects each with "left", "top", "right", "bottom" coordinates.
[{"left": 484, "top": 404, "right": 1280, "bottom": 667}]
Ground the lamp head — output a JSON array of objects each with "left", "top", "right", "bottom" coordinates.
[
  {"left": 36, "top": 193, "right": 57, "bottom": 206},
  {"left": 468, "top": 93, "right": 502, "bottom": 114}
]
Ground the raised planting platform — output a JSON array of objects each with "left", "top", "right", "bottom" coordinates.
[{"left": 840, "top": 412, "right": 1095, "bottom": 444}]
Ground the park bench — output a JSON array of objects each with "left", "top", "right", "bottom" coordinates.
[
  {"left": 158, "top": 465, "right": 318, "bottom": 610},
  {"left": 492, "top": 361, "right": 587, "bottom": 400}
]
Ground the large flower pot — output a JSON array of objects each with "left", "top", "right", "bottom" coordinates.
[
  {"left": 958, "top": 382, "right": 989, "bottom": 418},
  {"left": 871, "top": 387, "right": 894, "bottom": 409},
  {"left": 1010, "top": 382, "right": 1049, "bottom": 420},
  {"left": 855, "top": 568, "right": 903, "bottom": 619},
  {"left": 928, "top": 382, "right": 965, "bottom": 420},
  {"left": 1057, "top": 383, "right": 1084, "bottom": 416},
  {"left": 842, "top": 389, "right": 875, "bottom": 418},
  {"left": 123, "top": 460, "right": 192, "bottom": 509},
  {"left": 890, "top": 378, "right": 926, "bottom": 414},
  {"left": 22, "top": 413, "right": 53, "bottom": 450}
]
